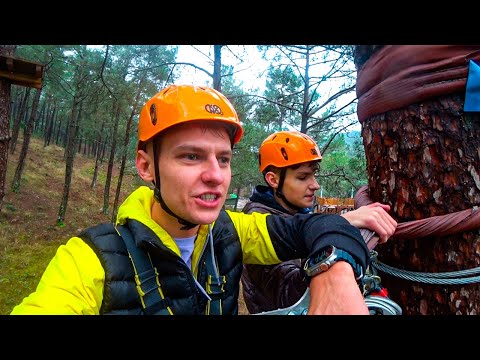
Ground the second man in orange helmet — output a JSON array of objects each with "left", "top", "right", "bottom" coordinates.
[{"left": 241, "top": 130, "right": 397, "bottom": 314}]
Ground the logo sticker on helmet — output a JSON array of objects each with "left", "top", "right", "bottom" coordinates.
[
  {"left": 205, "top": 104, "right": 223, "bottom": 115},
  {"left": 150, "top": 104, "right": 157, "bottom": 126}
]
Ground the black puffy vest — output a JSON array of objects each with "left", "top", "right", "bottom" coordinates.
[{"left": 79, "top": 210, "right": 243, "bottom": 315}]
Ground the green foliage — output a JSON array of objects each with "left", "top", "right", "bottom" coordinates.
[
  {"left": 258, "top": 65, "right": 303, "bottom": 130},
  {"left": 11, "top": 44, "right": 366, "bottom": 205},
  {"left": 317, "top": 132, "right": 367, "bottom": 198},
  {"left": 222, "top": 82, "right": 267, "bottom": 192}
]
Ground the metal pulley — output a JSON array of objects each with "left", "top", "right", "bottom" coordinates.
[
  {"left": 364, "top": 295, "right": 403, "bottom": 315},
  {"left": 254, "top": 288, "right": 403, "bottom": 315}
]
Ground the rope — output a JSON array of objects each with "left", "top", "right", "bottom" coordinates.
[{"left": 355, "top": 185, "right": 480, "bottom": 286}]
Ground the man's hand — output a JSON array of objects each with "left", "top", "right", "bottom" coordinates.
[
  {"left": 341, "top": 203, "right": 397, "bottom": 244},
  {"left": 307, "top": 261, "right": 369, "bottom": 315}
]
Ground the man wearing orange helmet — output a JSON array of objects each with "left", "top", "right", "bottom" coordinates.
[
  {"left": 241, "top": 130, "right": 397, "bottom": 314},
  {"left": 11, "top": 85, "right": 380, "bottom": 315}
]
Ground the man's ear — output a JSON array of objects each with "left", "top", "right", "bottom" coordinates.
[
  {"left": 136, "top": 149, "right": 154, "bottom": 182},
  {"left": 264, "top": 171, "right": 279, "bottom": 189}
]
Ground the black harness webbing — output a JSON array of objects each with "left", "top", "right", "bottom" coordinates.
[
  {"left": 117, "top": 225, "right": 172, "bottom": 315},
  {"left": 203, "top": 239, "right": 226, "bottom": 315}
]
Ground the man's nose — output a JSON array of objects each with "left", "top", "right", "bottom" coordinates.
[
  {"left": 310, "top": 177, "right": 320, "bottom": 190},
  {"left": 201, "top": 158, "right": 225, "bottom": 184}
]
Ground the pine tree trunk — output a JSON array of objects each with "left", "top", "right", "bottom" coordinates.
[
  {"left": 0, "top": 45, "right": 16, "bottom": 210},
  {"left": 11, "top": 87, "right": 42, "bottom": 192},
  {"left": 363, "top": 95, "right": 480, "bottom": 315},
  {"left": 103, "top": 101, "right": 120, "bottom": 215},
  {"left": 10, "top": 87, "right": 30, "bottom": 154},
  {"left": 355, "top": 45, "right": 480, "bottom": 315}
]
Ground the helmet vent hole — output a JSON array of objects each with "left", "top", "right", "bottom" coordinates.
[
  {"left": 150, "top": 104, "right": 157, "bottom": 125},
  {"left": 281, "top": 147, "right": 288, "bottom": 160}
]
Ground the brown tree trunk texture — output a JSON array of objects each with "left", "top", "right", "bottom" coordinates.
[
  {"left": 0, "top": 78, "right": 11, "bottom": 211},
  {"left": 103, "top": 102, "right": 120, "bottom": 215},
  {"left": 10, "top": 87, "right": 30, "bottom": 154},
  {"left": 363, "top": 94, "right": 480, "bottom": 315},
  {"left": 34, "top": 100, "right": 45, "bottom": 134},
  {"left": 44, "top": 101, "right": 54, "bottom": 147},
  {"left": 55, "top": 113, "right": 62, "bottom": 146},
  {"left": 90, "top": 123, "right": 106, "bottom": 189},
  {"left": 57, "top": 98, "right": 80, "bottom": 225},
  {"left": 0, "top": 45, "right": 16, "bottom": 211},
  {"left": 11, "top": 87, "right": 42, "bottom": 192},
  {"left": 112, "top": 81, "right": 143, "bottom": 222}
]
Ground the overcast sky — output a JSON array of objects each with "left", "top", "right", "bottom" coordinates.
[{"left": 175, "top": 45, "right": 269, "bottom": 93}]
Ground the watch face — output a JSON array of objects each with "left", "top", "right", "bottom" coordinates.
[
  {"left": 305, "top": 245, "right": 363, "bottom": 280},
  {"left": 324, "top": 246, "right": 334, "bottom": 257}
]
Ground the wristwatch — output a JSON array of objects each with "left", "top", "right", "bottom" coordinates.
[{"left": 303, "top": 245, "right": 364, "bottom": 281}]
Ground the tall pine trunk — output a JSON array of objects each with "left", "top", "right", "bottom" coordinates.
[
  {"left": 0, "top": 45, "right": 16, "bottom": 210},
  {"left": 355, "top": 45, "right": 480, "bottom": 315},
  {"left": 11, "top": 86, "right": 42, "bottom": 192},
  {"left": 57, "top": 96, "right": 81, "bottom": 226}
]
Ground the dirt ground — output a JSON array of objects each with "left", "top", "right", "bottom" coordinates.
[{"left": 238, "top": 281, "right": 250, "bottom": 315}]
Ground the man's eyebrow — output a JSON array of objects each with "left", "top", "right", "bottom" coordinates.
[
  {"left": 173, "top": 144, "right": 232, "bottom": 155},
  {"left": 296, "top": 169, "right": 316, "bottom": 175},
  {"left": 173, "top": 144, "right": 203, "bottom": 152}
]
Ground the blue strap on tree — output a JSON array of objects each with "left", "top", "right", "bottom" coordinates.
[
  {"left": 117, "top": 224, "right": 172, "bottom": 315},
  {"left": 464, "top": 59, "right": 480, "bottom": 112}
]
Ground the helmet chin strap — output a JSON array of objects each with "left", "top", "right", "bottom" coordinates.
[
  {"left": 152, "top": 138, "right": 198, "bottom": 231},
  {"left": 273, "top": 168, "right": 303, "bottom": 213}
]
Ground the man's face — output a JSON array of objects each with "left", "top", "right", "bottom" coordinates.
[
  {"left": 156, "top": 122, "right": 233, "bottom": 226},
  {"left": 280, "top": 162, "right": 320, "bottom": 209}
]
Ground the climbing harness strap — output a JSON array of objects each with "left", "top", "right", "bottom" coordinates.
[
  {"left": 203, "top": 230, "right": 226, "bottom": 315},
  {"left": 117, "top": 225, "right": 172, "bottom": 315}
]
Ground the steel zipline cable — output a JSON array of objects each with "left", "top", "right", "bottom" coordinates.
[
  {"left": 371, "top": 252, "right": 480, "bottom": 285},
  {"left": 355, "top": 185, "right": 480, "bottom": 286}
]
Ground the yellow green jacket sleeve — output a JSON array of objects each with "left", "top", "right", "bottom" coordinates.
[{"left": 10, "top": 237, "right": 105, "bottom": 315}]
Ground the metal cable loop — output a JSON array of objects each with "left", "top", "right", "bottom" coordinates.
[{"left": 372, "top": 260, "right": 480, "bottom": 285}]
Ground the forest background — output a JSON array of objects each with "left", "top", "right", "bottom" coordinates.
[{"left": 0, "top": 45, "right": 367, "bottom": 314}]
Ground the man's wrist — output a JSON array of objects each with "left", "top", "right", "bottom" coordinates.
[{"left": 303, "top": 245, "right": 364, "bottom": 282}]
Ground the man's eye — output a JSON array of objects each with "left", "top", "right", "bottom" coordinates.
[
  {"left": 219, "top": 157, "right": 231, "bottom": 165},
  {"left": 186, "top": 154, "right": 198, "bottom": 160}
]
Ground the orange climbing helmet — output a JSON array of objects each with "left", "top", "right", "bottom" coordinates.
[
  {"left": 138, "top": 84, "right": 244, "bottom": 148},
  {"left": 258, "top": 130, "right": 322, "bottom": 173}
]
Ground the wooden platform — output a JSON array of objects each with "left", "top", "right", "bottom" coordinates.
[{"left": 0, "top": 55, "right": 44, "bottom": 89}]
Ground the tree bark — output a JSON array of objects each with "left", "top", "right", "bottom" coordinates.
[
  {"left": 103, "top": 101, "right": 120, "bottom": 215},
  {"left": 0, "top": 45, "right": 16, "bottom": 211},
  {"left": 10, "top": 87, "right": 30, "bottom": 154},
  {"left": 112, "top": 78, "right": 144, "bottom": 222},
  {"left": 11, "top": 87, "right": 42, "bottom": 192},
  {"left": 90, "top": 119, "right": 106, "bottom": 189},
  {"left": 57, "top": 95, "right": 80, "bottom": 225},
  {"left": 355, "top": 45, "right": 480, "bottom": 315}
]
